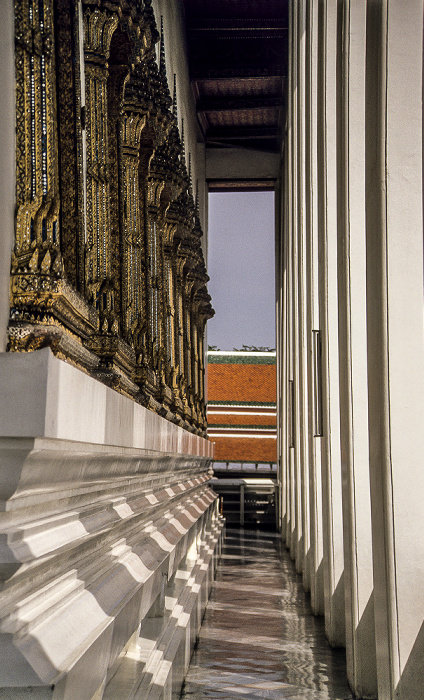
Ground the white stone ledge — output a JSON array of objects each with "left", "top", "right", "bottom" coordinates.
[
  {"left": 0, "top": 349, "right": 220, "bottom": 699},
  {"left": 103, "top": 513, "right": 225, "bottom": 700},
  {"left": 0, "top": 349, "right": 213, "bottom": 457},
  {"left": 1, "top": 476, "right": 212, "bottom": 570},
  {"left": 0, "top": 489, "right": 221, "bottom": 696},
  {"left": 0, "top": 436, "right": 211, "bottom": 507}
]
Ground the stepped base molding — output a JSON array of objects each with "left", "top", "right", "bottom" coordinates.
[{"left": 0, "top": 349, "right": 223, "bottom": 699}]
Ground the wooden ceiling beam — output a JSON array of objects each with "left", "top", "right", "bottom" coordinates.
[
  {"left": 187, "top": 19, "right": 288, "bottom": 33},
  {"left": 206, "top": 126, "right": 280, "bottom": 140},
  {"left": 191, "top": 67, "right": 286, "bottom": 81},
  {"left": 197, "top": 95, "right": 284, "bottom": 113}
]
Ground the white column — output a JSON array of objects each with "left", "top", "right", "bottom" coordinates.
[
  {"left": 337, "top": 1, "right": 377, "bottom": 695},
  {"left": 296, "top": 0, "right": 311, "bottom": 584},
  {"left": 365, "top": 2, "right": 424, "bottom": 698},
  {"left": 317, "top": 0, "right": 345, "bottom": 647},
  {"left": 305, "top": 0, "right": 324, "bottom": 614},
  {"left": 0, "top": 0, "right": 15, "bottom": 352},
  {"left": 276, "top": 166, "right": 287, "bottom": 535},
  {"left": 287, "top": 0, "right": 299, "bottom": 559},
  {"left": 282, "top": 156, "right": 292, "bottom": 543}
]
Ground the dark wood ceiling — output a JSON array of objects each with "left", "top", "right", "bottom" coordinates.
[{"left": 182, "top": 0, "right": 288, "bottom": 155}]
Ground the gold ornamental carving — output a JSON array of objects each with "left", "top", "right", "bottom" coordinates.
[{"left": 10, "top": 0, "right": 213, "bottom": 435}]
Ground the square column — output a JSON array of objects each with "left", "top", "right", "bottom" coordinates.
[
  {"left": 317, "top": 0, "right": 346, "bottom": 648},
  {"left": 295, "top": 0, "right": 311, "bottom": 584},
  {"left": 365, "top": 2, "right": 424, "bottom": 698},
  {"left": 337, "top": 2, "right": 377, "bottom": 695},
  {"left": 305, "top": 0, "right": 324, "bottom": 614},
  {"left": 286, "top": 0, "right": 301, "bottom": 563}
]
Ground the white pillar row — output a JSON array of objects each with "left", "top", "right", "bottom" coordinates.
[
  {"left": 365, "top": 2, "right": 424, "bottom": 698},
  {"left": 316, "top": 0, "right": 346, "bottom": 648},
  {"left": 337, "top": 1, "right": 377, "bottom": 696},
  {"left": 279, "top": 3, "right": 424, "bottom": 698},
  {"left": 305, "top": 0, "right": 324, "bottom": 614}
]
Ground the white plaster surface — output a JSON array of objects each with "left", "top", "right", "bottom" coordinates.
[
  {"left": 0, "top": 452, "right": 221, "bottom": 697},
  {"left": 0, "top": 350, "right": 220, "bottom": 698},
  {"left": 338, "top": 3, "right": 377, "bottom": 696},
  {"left": 0, "top": 349, "right": 212, "bottom": 457}
]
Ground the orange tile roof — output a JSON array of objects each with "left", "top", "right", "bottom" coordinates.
[
  {"left": 208, "top": 363, "right": 276, "bottom": 404},
  {"left": 212, "top": 436, "right": 277, "bottom": 462},
  {"left": 207, "top": 354, "right": 277, "bottom": 464}
]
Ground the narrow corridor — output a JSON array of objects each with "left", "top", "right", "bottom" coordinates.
[{"left": 180, "top": 529, "right": 354, "bottom": 699}]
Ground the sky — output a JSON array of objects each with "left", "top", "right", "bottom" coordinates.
[{"left": 206, "top": 191, "right": 276, "bottom": 352}]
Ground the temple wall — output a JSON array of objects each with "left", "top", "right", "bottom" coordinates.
[
  {"left": 0, "top": 351, "right": 223, "bottom": 700},
  {"left": 277, "top": 2, "right": 424, "bottom": 699},
  {"left": 0, "top": 1, "right": 223, "bottom": 698}
]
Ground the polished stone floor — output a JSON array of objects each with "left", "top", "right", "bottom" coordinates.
[{"left": 180, "top": 529, "right": 354, "bottom": 700}]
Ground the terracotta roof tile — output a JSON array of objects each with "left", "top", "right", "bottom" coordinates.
[
  {"left": 208, "top": 363, "right": 276, "bottom": 403},
  {"left": 207, "top": 355, "right": 277, "bottom": 463},
  {"left": 212, "top": 436, "right": 277, "bottom": 462}
]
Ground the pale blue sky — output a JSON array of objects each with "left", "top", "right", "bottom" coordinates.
[{"left": 206, "top": 191, "right": 276, "bottom": 351}]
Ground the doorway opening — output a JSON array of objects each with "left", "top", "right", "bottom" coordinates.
[{"left": 206, "top": 190, "right": 277, "bottom": 529}]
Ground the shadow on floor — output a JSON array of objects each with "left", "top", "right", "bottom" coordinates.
[{"left": 180, "top": 528, "right": 354, "bottom": 699}]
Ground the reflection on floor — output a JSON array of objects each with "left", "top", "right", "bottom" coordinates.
[{"left": 180, "top": 529, "right": 354, "bottom": 700}]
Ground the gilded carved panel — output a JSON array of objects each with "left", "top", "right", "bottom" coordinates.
[{"left": 10, "top": 0, "right": 213, "bottom": 434}]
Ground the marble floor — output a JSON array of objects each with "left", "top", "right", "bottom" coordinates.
[{"left": 180, "top": 529, "right": 354, "bottom": 700}]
